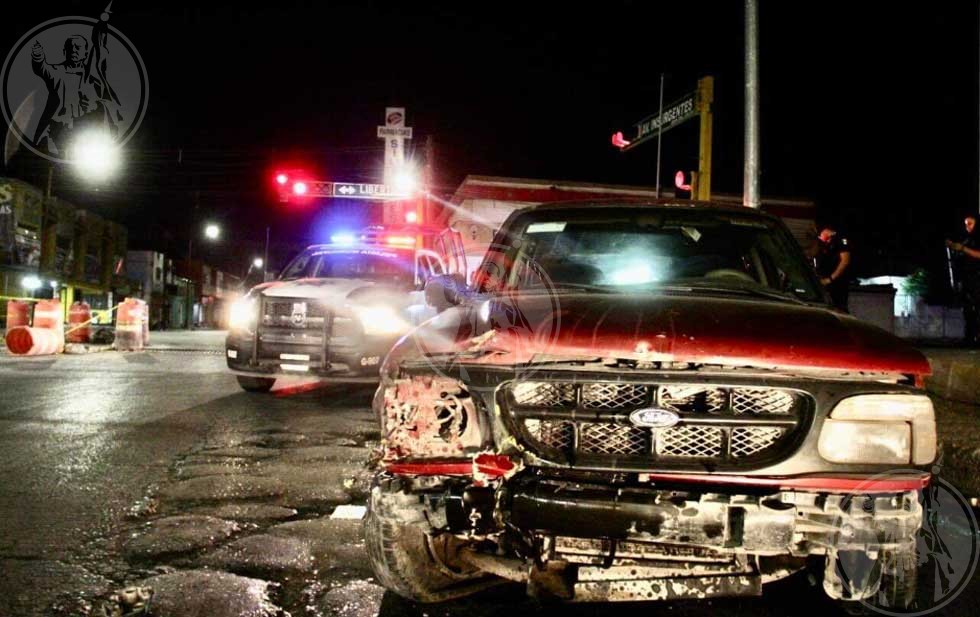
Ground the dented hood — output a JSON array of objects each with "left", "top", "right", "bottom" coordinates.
[{"left": 397, "top": 292, "right": 930, "bottom": 377}]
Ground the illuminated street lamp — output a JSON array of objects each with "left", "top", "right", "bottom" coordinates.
[
  {"left": 253, "top": 257, "right": 264, "bottom": 269},
  {"left": 392, "top": 166, "right": 418, "bottom": 194},
  {"left": 68, "top": 129, "right": 121, "bottom": 182},
  {"left": 204, "top": 223, "right": 220, "bottom": 240},
  {"left": 21, "top": 275, "right": 42, "bottom": 291}
]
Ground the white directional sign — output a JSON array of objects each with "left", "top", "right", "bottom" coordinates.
[
  {"left": 279, "top": 180, "right": 406, "bottom": 201},
  {"left": 332, "top": 182, "right": 403, "bottom": 199}
]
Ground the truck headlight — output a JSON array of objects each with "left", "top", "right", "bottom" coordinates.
[
  {"left": 818, "top": 394, "right": 936, "bottom": 465},
  {"left": 229, "top": 296, "right": 258, "bottom": 331},
  {"left": 358, "top": 305, "right": 408, "bottom": 336}
]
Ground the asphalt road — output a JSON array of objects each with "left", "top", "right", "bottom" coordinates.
[{"left": 0, "top": 331, "right": 977, "bottom": 617}]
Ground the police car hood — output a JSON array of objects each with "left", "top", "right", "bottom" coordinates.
[{"left": 252, "top": 277, "right": 404, "bottom": 304}]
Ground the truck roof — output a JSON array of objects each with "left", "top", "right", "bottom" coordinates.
[{"left": 510, "top": 199, "right": 783, "bottom": 222}]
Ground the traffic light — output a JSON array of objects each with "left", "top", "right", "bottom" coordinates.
[
  {"left": 674, "top": 170, "right": 698, "bottom": 200},
  {"left": 611, "top": 131, "right": 631, "bottom": 149},
  {"left": 272, "top": 169, "right": 312, "bottom": 203}
]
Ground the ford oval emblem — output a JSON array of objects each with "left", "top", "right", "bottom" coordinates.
[{"left": 629, "top": 407, "right": 680, "bottom": 429}]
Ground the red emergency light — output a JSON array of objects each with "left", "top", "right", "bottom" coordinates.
[
  {"left": 611, "top": 131, "right": 631, "bottom": 149},
  {"left": 385, "top": 235, "right": 416, "bottom": 247}
]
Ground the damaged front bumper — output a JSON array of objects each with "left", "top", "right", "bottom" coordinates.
[{"left": 377, "top": 472, "right": 923, "bottom": 602}]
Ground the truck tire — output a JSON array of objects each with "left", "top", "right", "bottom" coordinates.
[
  {"left": 236, "top": 376, "right": 275, "bottom": 393},
  {"left": 364, "top": 479, "right": 498, "bottom": 603}
]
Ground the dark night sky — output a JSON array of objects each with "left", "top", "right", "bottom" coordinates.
[{"left": 3, "top": 1, "right": 978, "bottom": 284}]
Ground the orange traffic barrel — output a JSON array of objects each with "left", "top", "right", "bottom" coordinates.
[
  {"left": 115, "top": 298, "right": 145, "bottom": 351},
  {"left": 33, "top": 299, "right": 63, "bottom": 330},
  {"left": 6, "top": 300, "right": 30, "bottom": 329},
  {"left": 5, "top": 326, "right": 64, "bottom": 356},
  {"left": 67, "top": 301, "right": 92, "bottom": 343}
]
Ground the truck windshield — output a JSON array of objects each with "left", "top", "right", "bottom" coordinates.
[
  {"left": 475, "top": 207, "right": 825, "bottom": 303},
  {"left": 279, "top": 248, "right": 413, "bottom": 284}
]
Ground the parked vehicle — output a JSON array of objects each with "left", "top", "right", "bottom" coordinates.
[
  {"left": 226, "top": 225, "right": 465, "bottom": 392},
  {"left": 367, "top": 201, "right": 934, "bottom": 609}
]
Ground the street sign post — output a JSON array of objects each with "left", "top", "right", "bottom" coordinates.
[
  {"left": 276, "top": 180, "right": 408, "bottom": 201},
  {"left": 611, "top": 76, "right": 714, "bottom": 201},
  {"left": 623, "top": 91, "right": 697, "bottom": 151}
]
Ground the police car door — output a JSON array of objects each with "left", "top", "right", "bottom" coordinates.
[{"left": 412, "top": 250, "right": 445, "bottom": 324}]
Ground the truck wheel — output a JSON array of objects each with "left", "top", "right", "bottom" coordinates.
[
  {"left": 236, "top": 376, "right": 275, "bottom": 393},
  {"left": 364, "top": 478, "right": 497, "bottom": 603}
]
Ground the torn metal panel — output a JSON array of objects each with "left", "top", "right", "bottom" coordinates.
[
  {"left": 572, "top": 574, "right": 762, "bottom": 602},
  {"left": 383, "top": 377, "right": 485, "bottom": 458}
]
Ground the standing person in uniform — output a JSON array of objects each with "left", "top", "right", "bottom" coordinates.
[
  {"left": 814, "top": 222, "right": 852, "bottom": 311},
  {"left": 947, "top": 214, "right": 980, "bottom": 347}
]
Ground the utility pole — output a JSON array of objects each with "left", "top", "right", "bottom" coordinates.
[
  {"left": 655, "top": 73, "right": 665, "bottom": 199},
  {"left": 696, "top": 76, "right": 714, "bottom": 201},
  {"left": 744, "top": 0, "right": 761, "bottom": 208},
  {"left": 422, "top": 136, "right": 434, "bottom": 224},
  {"left": 263, "top": 226, "right": 270, "bottom": 281}
]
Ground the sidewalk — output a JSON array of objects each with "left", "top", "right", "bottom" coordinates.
[
  {"left": 921, "top": 347, "right": 980, "bottom": 405},
  {"left": 0, "top": 328, "right": 227, "bottom": 355}
]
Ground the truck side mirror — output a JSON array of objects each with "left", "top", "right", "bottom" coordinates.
[{"left": 425, "top": 273, "right": 467, "bottom": 311}]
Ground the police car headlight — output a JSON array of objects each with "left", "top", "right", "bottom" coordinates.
[
  {"left": 818, "top": 394, "right": 936, "bottom": 465},
  {"left": 229, "top": 296, "right": 258, "bottom": 331},
  {"left": 359, "top": 305, "right": 407, "bottom": 336}
]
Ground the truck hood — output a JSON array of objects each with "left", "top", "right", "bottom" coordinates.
[
  {"left": 393, "top": 292, "right": 930, "bottom": 378},
  {"left": 252, "top": 277, "right": 399, "bottom": 302}
]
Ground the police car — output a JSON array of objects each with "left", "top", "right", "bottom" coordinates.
[{"left": 225, "top": 225, "right": 465, "bottom": 392}]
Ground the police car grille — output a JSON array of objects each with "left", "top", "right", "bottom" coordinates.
[
  {"left": 261, "top": 299, "right": 328, "bottom": 330},
  {"left": 508, "top": 381, "right": 808, "bottom": 468}
]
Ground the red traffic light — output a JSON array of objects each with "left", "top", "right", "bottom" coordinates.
[
  {"left": 611, "top": 131, "right": 631, "bottom": 149},
  {"left": 674, "top": 171, "right": 691, "bottom": 191},
  {"left": 275, "top": 173, "right": 289, "bottom": 185}
]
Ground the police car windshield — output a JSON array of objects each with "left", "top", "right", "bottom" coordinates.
[
  {"left": 279, "top": 248, "right": 413, "bottom": 284},
  {"left": 476, "top": 207, "right": 825, "bottom": 303}
]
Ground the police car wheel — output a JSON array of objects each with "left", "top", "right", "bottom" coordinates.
[{"left": 236, "top": 376, "right": 275, "bottom": 393}]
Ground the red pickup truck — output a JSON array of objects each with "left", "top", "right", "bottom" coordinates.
[{"left": 366, "top": 201, "right": 934, "bottom": 610}]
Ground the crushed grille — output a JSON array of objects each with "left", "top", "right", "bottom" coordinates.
[
  {"left": 524, "top": 419, "right": 574, "bottom": 451},
  {"left": 731, "top": 388, "right": 795, "bottom": 414},
  {"left": 659, "top": 385, "right": 727, "bottom": 414},
  {"left": 511, "top": 382, "right": 575, "bottom": 408},
  {"left": 581, "top": 383, "right": 649, "bottom": 409},
  {"left": 656, "top": 425, "right": 724, "bottom": 458},
  {"left": 578, "top": 423, "right": 648, "bottom": 456},
  {"left": 730, "top": 426, "right": 785, "bottom": 458}
]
